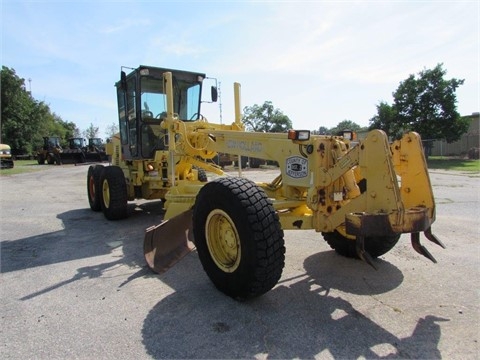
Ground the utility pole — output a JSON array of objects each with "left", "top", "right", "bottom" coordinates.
[{"left": 218, "top": 81, "right": 223, "bottom": 124}]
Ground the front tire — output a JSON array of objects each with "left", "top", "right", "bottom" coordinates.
[
  {"left": 198, "top": 168, "right": 208, "bottom": 182},
  {"left": 100, "top": 166, "right": 128, "bottom": 220},
  {"left": 47, "top": 153, "right": 55, "bottom": 165},
  {"left": 322, "top": 230, "right": 400, "bottom": 258},
  {"left": 193, "top": 177, "right": 285, "bottom": 300}
]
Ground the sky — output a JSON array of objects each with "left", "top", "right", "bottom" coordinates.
[{"left": 2, "top": 0, "right": 479, "bottom": 139}]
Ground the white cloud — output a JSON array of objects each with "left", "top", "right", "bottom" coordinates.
[
  {"left": 2, "top": 0, "right": 478, "bottom": 136},
  {"left": 99, "top": 18, "right": 151, "bottom": 34}
]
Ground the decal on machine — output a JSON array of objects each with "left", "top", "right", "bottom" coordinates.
[
  {"left": 286, "top": 156, "right": 308, "bottom": 178},
  {"left": 226, "top": 139, "right": 263, "bottom": 153}
]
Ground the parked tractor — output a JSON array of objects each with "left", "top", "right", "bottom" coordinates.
[
  {"left": 36, "top": 136, "right": 62, "bottom": 165},
  {"left": 87, "top": 138, "right": 108, "bottom": 162},
  {"left": 0, "top": 143, "right": 14, "bottom": 169},
  {"left": 87, "top": 65, "right": 444, "bottom": 300},
  {"left": 59, "top": 137, "right": 87, "bottom": 164},
  {"left": 60, "top": 137, "right": 108, "bottom": 164}
]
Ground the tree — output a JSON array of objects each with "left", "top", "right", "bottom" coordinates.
[
  {"left": 242, "top": 101, "right": 292, "bottom": 133},
  {"left": 368, "top": 101, "right": 401, "bottom": 138},
  {"left": 392, "top": 63, "right": 468, "bottom": 144},
  {"left": 83, "top": 123, "right": 99, "bottom": 139},
  {"left": 1, "top": 66, "right": 37, "bottom": 153},
  {"left": 314, "top": 126, "right": 329, "bottom": 135},
  {"left": 328, "top": 120, "right": 363, "bottom": 135},
  {"left": 1, "top": 66, "right": 78, "bottom": 154},
  {"left": 105, "top": 122, "right": 119, "bottom": 140}
]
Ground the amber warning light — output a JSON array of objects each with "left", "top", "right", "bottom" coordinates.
[{"left": 288, "top": 130, "right": 310, "bottom": 141}]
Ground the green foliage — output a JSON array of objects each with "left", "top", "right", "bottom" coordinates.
[
  {"left": 328, "top": 120, "right": 364, "bottom": 135},
  {"left": 316, "top": 126, "right": 329, "bottom": 135},
  {"left": 370, "top": 64, "right": 468, "bottom": 143},
  {"left": 394, "top": 64, "right": 467, "bottom": 142},
  {"left": 368, "top": 101, "right": 402, "bottom": 138},
  {"left": 1, "top": 66, "right": 80, "bottom": 154},
  {"left": 242, "top": 101, "right": 292, "bottom": 133},
  {"left": 312, "top": 122, "right": 365, "bottom": 136}
]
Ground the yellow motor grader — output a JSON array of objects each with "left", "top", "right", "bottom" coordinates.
[{"left": 87, "top": 65, "right": 444, "bottom": 300}]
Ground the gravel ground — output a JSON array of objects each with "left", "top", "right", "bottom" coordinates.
[{"left": 0, "top": 164, "right": 479, "bottom": 359}]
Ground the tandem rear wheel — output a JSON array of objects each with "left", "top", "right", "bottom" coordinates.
[
  {"left": 100, "top": 166, "right": 128, "bottom": 220},
  {"left": 87, "top": 165, "right": 104, "bottom": 211},
  {"left": 87, "top": 165, "right": 128, "bottom": 220}
]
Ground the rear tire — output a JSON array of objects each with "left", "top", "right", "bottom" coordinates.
[
  {"left": 100, "top": 166, "right": 128, "bottom": 220},
  {"left": 322, "top": 230, "right": 400, "bottom": 258},
  {"left": 234, "top": 157, "right": 248, "bottom": 169},
  {"left": 87, "top": 165, "right": 103, "bottom": 211},
  {"left": 249, "top": 157, "right": 262, "bottom": 168},
  {"left": 193, "top": 177, "right": 285, "bottom": 300}
]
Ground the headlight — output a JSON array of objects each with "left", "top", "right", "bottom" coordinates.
[{"left": 287, "top": 130, "right": 310, "bottom": 141}]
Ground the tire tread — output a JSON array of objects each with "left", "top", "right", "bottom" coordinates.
[{"left": 194, "top": 177, "right": 285, "bottom": 299}]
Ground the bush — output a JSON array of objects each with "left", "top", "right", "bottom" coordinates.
[{"left": 467, "top": 147, "right": 479, "bottom": 160}]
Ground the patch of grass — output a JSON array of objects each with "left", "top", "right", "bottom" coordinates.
[
  {"left": 427, "top": 156, "right": 480, "bottom": 172},
  {"left": 0, "top": 159, "right": 50, "bottom": 176},
  {"left": 3, "top": 157, "right": 479, "bottom": 175}
]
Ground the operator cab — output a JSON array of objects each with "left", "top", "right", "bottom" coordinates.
[
  {"left": 89, "top": 138, "right": 104, "bottom": 148},
  {"left": 44, "top": 136, "right": 61, "bottom": 151},
  {"left": 69, "top": 138, "right": 85, "bottom": 150},
  {"left": 115, "top": 65, "right": 217, "bottom": 160}
]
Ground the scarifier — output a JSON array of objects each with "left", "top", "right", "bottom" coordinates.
[{"left": 87, "top": 65, "right": 444, "bottom": 300}]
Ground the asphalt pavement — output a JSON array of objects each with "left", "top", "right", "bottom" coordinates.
[{"left": 0, "top": 164, "right": 479, "bottom": 359}]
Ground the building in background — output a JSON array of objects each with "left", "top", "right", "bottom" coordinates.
[{"left": 431, "top": 113, "right": 479, "bottom": 157}]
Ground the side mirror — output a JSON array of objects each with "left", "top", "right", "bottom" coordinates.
[
  {"left": 120, "top": 71, "right": 127, "bottom": 91},
  {"left": 211, "top": 86, "right": 218, "bottom": 102}
]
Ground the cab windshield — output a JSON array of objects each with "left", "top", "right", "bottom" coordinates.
[
  {"left": 90, "top": 138, "right": 103, "bottom": 147},
  {"left": 140, "top": 75, "right": 201, "bottom": 121}
]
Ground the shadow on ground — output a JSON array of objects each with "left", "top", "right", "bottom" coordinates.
[
  {"left": 1, "top": 200, "right": 165, "bottom": 274},
  {"left": 141, "top": 251, "right": 447, "bottom": 359}
]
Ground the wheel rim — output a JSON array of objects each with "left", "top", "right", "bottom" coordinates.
[
  {"left": 89, "top": 176, "right": 96, "bottom": 202},
  {"left": 102, "top": 179, "right": 110, "bottom": 208},
  {"left": 205, "top": 209, "right": 241, "bottom": 273},
  {"left": 336, "top": 224, "right": 356, "bottom": 240}
]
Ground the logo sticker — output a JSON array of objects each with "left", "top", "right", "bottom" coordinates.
[{"left": 286, "top": 156, "right": 308, "bottom": 178}]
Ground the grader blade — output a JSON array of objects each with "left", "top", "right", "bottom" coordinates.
[{"left": 144, "top": 209, "right": 195, "bottom": 274}]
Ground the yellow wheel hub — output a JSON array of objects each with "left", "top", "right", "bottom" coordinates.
[
  {"left": 102, "top": 179, "right": 110, "bottom": 208},
  {"left": 336, "top": 224, "right": 356, "bottom": 240},
  {"left": 205, "top": 209, "right": 241, "bottom": 273}
]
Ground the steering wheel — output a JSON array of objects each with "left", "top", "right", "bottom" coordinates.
[
  {"left": 142, "top": 110, "right": 153, "bottom": 118},
  {"left": 156, "top": 112, "right": 167, "bottom": 119}
]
